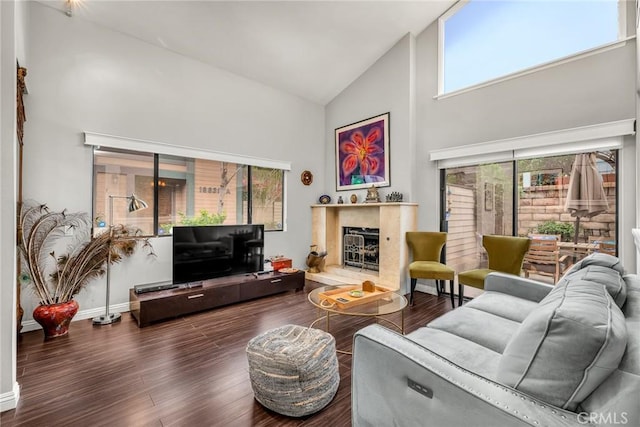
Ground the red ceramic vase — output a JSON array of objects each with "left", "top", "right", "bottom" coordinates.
[{"left": 32, "top": 300, "right": 79, "bottom": 339}]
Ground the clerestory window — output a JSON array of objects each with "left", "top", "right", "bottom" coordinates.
[{"left": 439, "top": 0, "right": 626, "bottom": 95}]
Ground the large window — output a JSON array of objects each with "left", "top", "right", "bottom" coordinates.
[
  {"left": 443, "top": 151, "right": 618, "bottom": 285},
  {"left": 246, "top": 166, "right": 284, "bottom": 230},
  {"left": 93, "top": 148, "right": 285, "bottom": 236},
  {"left": 93, "top": 148, "right": 155, "bottom": 235},
  {"left": 440, "top": 0, "right": 624, "bottom": 94}
]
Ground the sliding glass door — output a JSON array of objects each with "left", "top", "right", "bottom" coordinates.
[
  {"left": 442, "top": 150, "right": 617, "bottom": 285},
  {"left": 443, "top": 162, "right": 514, "bottom": 273},
  {"left": 516, "top": 151, "right": 617, "bottom": 274}
]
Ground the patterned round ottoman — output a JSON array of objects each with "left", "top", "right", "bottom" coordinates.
[{"left": 246, "top": 324, "right": 339, "bottom": 417}]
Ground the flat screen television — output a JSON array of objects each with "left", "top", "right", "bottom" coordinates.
[{"left": 172, "top": 224, "right": 264, "bottom": 284}]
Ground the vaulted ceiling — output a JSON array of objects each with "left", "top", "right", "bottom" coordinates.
[{"left": 47, "top": 0, "right": 456, "bottom": 105}]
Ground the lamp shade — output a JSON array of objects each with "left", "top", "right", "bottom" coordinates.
[{"left": 128, "top": 194, "right": 148, "bottom": 213}]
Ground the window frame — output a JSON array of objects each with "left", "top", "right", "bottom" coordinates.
[{"left": 437, "top": 0, "right": 631, "bottom": 98}]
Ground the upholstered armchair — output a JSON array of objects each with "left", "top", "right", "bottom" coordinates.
[
  {"left": 406, "top": 232, "right": 456, "bottom": 307},
  {"left": 457, "top": 235, "right": 530, "bottom": 305}
]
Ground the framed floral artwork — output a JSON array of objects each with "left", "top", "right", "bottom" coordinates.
[{"left": 335, "top": 112, "right": 390, "bottom": 191}]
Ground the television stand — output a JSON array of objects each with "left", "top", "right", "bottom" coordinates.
[{"left": 129, "top": 270, "right": 304, "bottom": 327}]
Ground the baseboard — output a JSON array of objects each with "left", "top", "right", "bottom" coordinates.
[
  {"left": 416, "top": 280, "right": 461, "bottom": 296},
  {"left": 0, "top": 382, "right": 20, "bottom": 412},
  {"left": 20, "top": 302, "right": 131, "bottom": 333},
  {"left": 415, "top": 282, "right": 438, "bottom": 296}
]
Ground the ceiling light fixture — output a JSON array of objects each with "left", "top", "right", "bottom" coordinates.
[{"left": 65, "top": 0, "right": 77, "bottom": 17}]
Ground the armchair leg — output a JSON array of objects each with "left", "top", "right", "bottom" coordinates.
[
  {"left": 458, "top": 284, "right": 464, "bottom": 306},
  {"left": 449, "top": 280, "right": 455, "bottom": 308},
  {"left": 410, "top": 278, "right": 417, "bottom": 306},
  {"left": 436, "top": 280, "right": 442, "bottom": 296}
]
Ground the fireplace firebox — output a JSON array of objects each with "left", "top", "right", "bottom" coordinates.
[{"left": 343, "top": 227, "right": 380, "bottom": 271}]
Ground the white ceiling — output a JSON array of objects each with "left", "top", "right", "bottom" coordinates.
[{"left": 50, "top": 0, "right": 456, "bottom": 105}]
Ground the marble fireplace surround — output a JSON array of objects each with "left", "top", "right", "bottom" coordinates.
[{"left": 307, "top": 203, "right": 417, "bottom": 292}]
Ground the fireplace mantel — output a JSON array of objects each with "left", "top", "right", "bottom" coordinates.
[{"left": 308, "top": 203, "right": 417, "bottom": 292}]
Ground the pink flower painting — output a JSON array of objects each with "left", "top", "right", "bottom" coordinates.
[{"left": 335, "top": 113, "right": 390, "bottom": 190}]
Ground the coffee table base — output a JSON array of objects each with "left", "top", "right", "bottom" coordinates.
[{"left": 309, "top": 309, "right": 405, "bottom": 355}]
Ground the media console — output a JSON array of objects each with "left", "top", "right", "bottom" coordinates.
[{"left": 129, "top": 270, "right": 305, "bottom": 327}]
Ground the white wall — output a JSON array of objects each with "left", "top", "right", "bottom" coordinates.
[
  {"left": 325, "top": 33, "right": 416, "bottom": 203},
  {"left": 15, "top": 0, "right": 27, "bottom": 65},
  {"left": 0, "top": 0, "right": 20, "bottom": 412},
  {"left": 637, "top": 4, "right": 640, "bottom": 274},
  {"left": 18, "top": 2, "right": 325, "bottom": 327}
]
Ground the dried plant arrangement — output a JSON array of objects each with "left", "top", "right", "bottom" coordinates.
[{"left": 19, "top": 200, "right": 154, "bottom": 305}]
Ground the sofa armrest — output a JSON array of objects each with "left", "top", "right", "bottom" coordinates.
[
  {"left": 352, "top": 324, "right": 583, "bottom": 427},
  {"left": 484, "top": 272, "right": 554, "bottom": 302}
]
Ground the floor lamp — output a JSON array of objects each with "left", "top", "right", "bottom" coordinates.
[{"left": 93, "top": 194, "right": 148, "bottom": 325}]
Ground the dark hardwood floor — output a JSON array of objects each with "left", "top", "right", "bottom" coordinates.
[{"left": 1, "top": 281, "right": 453, "bottom": 427}]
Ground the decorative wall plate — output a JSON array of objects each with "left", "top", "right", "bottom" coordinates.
[
  {"left": 301, "top": 170, "right": 313, "bottom": 185},
  {"left": 319, "top": 194, "right": 331, "bottom": 204}
]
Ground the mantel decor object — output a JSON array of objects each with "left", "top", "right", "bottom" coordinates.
[
  {"left": 335, "top": 112, "right": 390, "bottom": 191},
  {"left": 385, "top": 192, "right": 403, "bottom": 202},
  {"left": 319, "top": 194, "right": 331, "bottom": 205},
  {"left": 365, "top": 185, "right": 380, "bottom": 203}
]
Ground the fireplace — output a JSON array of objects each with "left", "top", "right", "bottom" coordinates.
[
  {"left": 343, "top": 227, "right": 380, "bottom": 271},
  {"left": 309, "top": 203, "right": 417, "bottom": 291}
]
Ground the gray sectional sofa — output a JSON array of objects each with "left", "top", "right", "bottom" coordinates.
[{"left": 352, "top": 254, "right": 639, "bottom": 426}]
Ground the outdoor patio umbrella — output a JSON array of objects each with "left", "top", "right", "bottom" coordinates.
[{"left": 564, "top": 152, "right": 609, "bottom": 244}]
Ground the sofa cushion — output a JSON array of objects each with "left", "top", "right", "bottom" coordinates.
[
  {"left": 406, "top": 327, "right": 501, "bottom": 380},
  {"left": 559, "top": 252, "right": 625, "bottom": 281},
  {"left": 497, "top": 278, "right": 627, "bottom": 411},
  {"left": 464, "top": 291, "right": 539, "bottom": 323},
  {"left": 558, "top": 253, "right": 626, "bottom": 307},
  {"left": 428, "top": 306, "right": 521, "bottom": 354}
]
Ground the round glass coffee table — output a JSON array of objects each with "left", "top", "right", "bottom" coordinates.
[{"left": 307, "top": 285, "right": 408, "bottom": 354}]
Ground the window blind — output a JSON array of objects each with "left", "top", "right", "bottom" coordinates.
[
  {"left": 429, "top": 119, "right": 634, "bottom": 169},
  {"left": 84, "top": 132, "right": 292, "bottom": 171}
]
